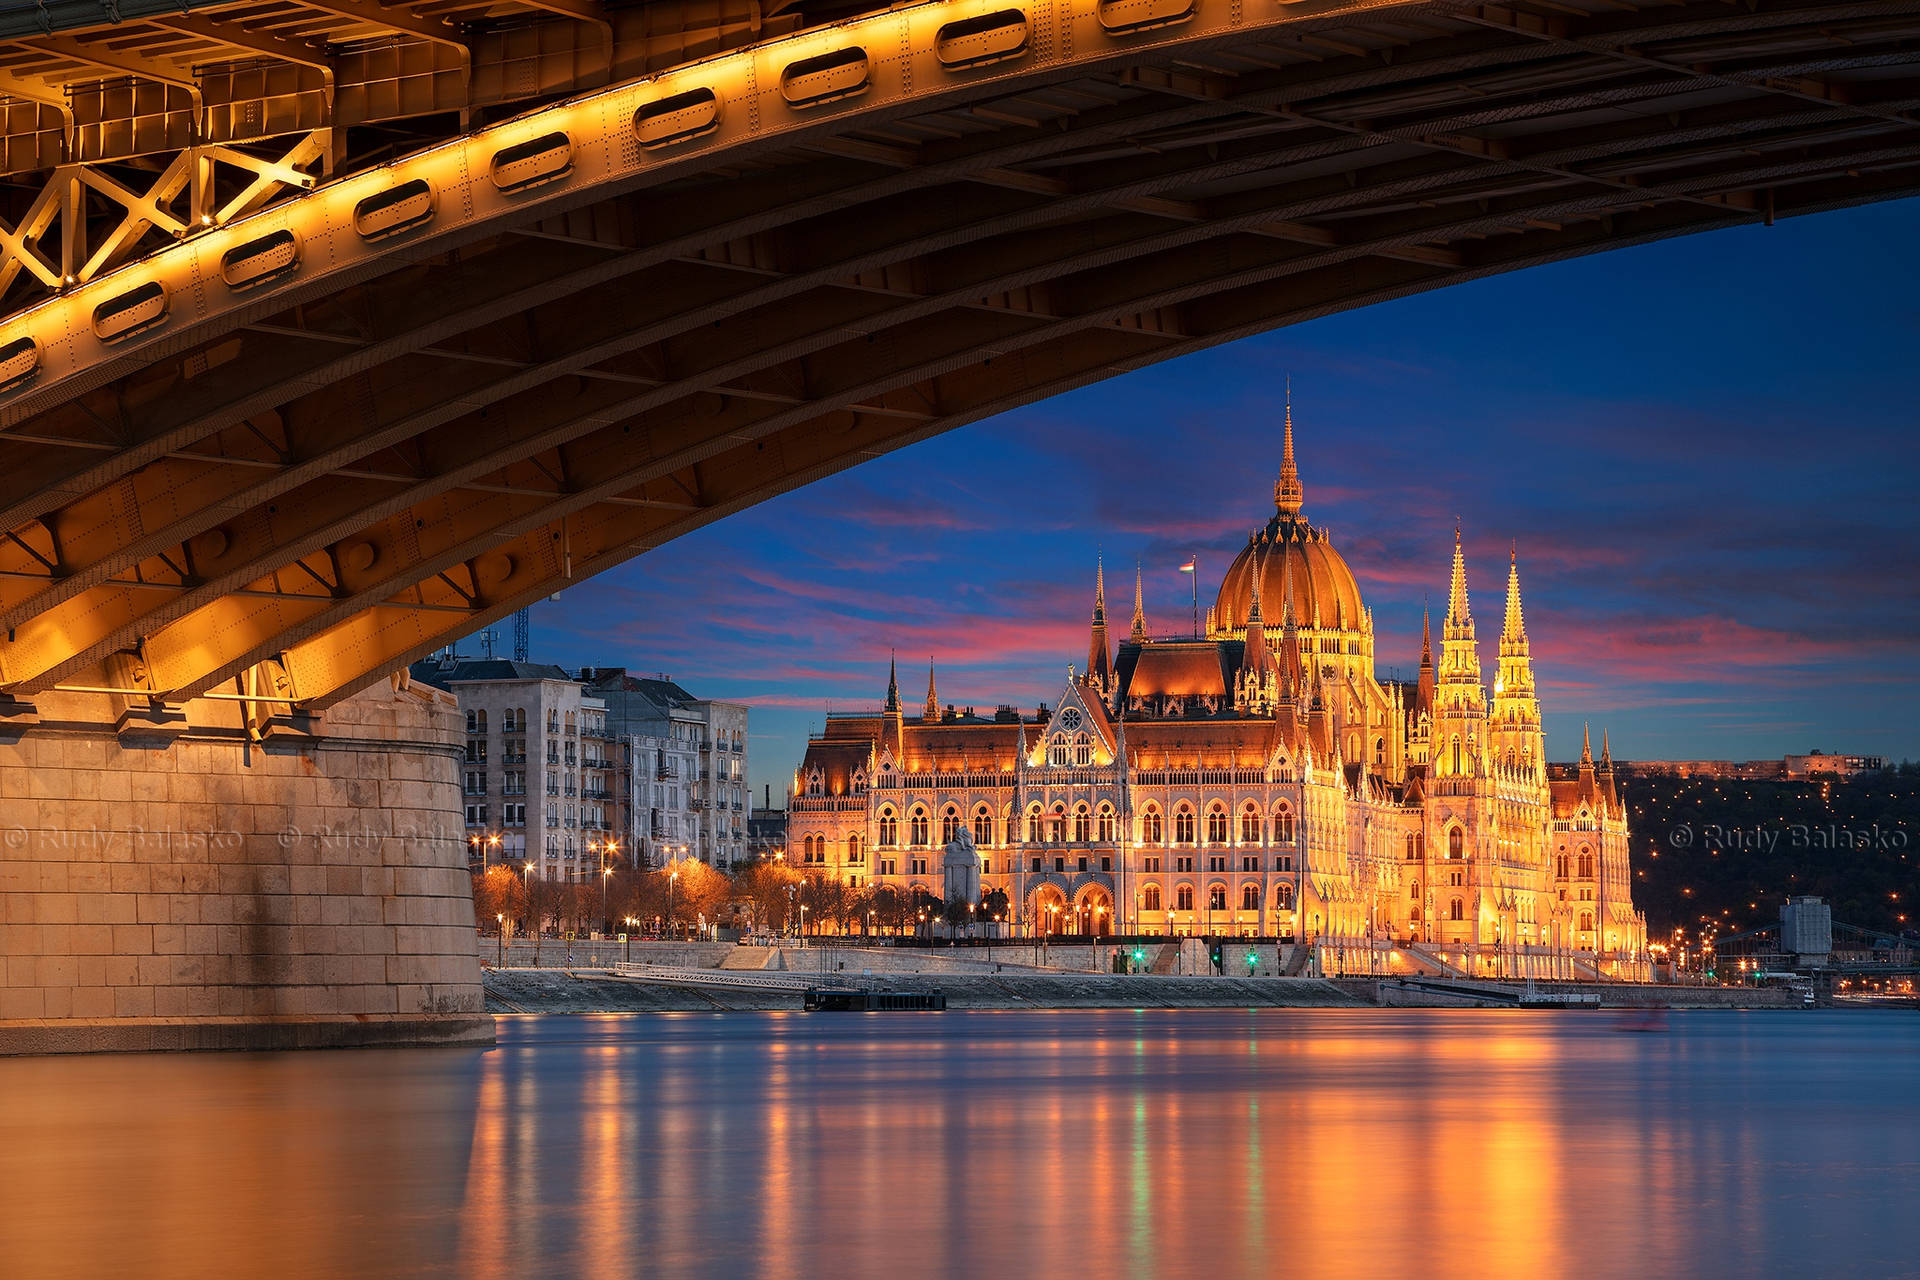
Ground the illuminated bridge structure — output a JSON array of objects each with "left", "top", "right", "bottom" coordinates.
[{"left": 0, "top": 0, "right": 1913, "bottom": 1052}]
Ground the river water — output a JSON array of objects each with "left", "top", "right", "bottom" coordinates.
[{"left": 4, "top": 1009, "right": 1916, "bottom": 1279}]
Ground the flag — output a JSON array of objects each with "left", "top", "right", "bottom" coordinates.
[{"left": 1178, "top": 559, "right": 1196, "bottom": 573}]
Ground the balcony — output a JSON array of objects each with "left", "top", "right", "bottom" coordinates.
[{"left": 502, "top": 751, "right": 526, "bottom": 765}]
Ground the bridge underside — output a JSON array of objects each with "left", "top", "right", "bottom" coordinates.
[{"left": 0, "top": 0, "right": 1915, "bottom": 709}]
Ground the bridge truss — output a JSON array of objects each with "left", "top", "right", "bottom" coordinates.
[{"left": 0, "top": 0, "right": 1913, "bottom": 711}]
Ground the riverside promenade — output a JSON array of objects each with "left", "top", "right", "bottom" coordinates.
[{"left": 482, "top": 940, "right": 1805, "bottom": 1013}]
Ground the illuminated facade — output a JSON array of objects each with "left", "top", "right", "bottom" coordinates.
[{"left": 790, "top": 408, "right": 1649, "bottom": 979}]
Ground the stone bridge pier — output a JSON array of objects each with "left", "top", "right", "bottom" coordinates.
[{"left": 0, "top": 678, "right": 491, "bottom": 1054}]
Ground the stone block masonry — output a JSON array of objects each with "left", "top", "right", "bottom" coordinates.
[{"left": 0, "top": 680, "right": 492, "bottom": 1053}]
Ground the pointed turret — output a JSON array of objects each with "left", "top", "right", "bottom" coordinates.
[
  {"left": 924, "top": 658, "right": 939, "bottom": 721},
  {"left": 1086, "top": 560, "right": 1114, "bottom": 690},
  {"left": 884, "top": 651, "right": 900, "bottom": 714},
  {"left": 1415, "top": 604, "right": 1435, "bottom": 718},
  {"left": 1581, "top": 722, "right": 1593, "bottom": 766},
  {"left": 1447, "top": 522, "right": 1472, "bottom": 630},
  {"left": 1600, "top": 728, "right": 1613, "bottom": 770},
  {"left": 1129, "top": 564, "right": 1148, "bottom": 644},
  {"left": 1274, "top": 379, "right": 1304, "bottom": 516},
  {"left": 1501, "top": 544, "right": 1527, "bottom": 648}
]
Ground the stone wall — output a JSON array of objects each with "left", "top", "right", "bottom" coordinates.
[{"left": 0, "top": 681, "right": 491, "bottom": 1053}]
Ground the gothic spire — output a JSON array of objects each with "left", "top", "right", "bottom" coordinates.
[
  {"left": 1581, "top": 722, "right": 1593, "bottom": 765},
  {"left": 924, "top": 658, "right": 939, "bottom": 721},
  {"left": 1274, "top": 378, "right": 1303, "bottom": 517},
  {"left": 1600, "top": 728, "right": 1613, "bottom": 769},
  {"left": 884, "top": 651, "right": 900, "bottom": 714},
  {"left": 1502, "top": 544, "right": 1528, "bottom": 644},
  {"left": 1241, "top": 548, "right": 1274, "bottom": 683},
  {"left": 1087, "top": 559, "right": 1114, "bottom": 687},
  {"left": 1129, "top": 563, "right": 1148, "bottom": 644},
  {"left": 1447, "top": 521, "right": 1472, "bottom": 627}
]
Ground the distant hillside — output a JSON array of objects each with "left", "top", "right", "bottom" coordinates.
[{"left": 1620, "top": 765, "right": 1919, "bottom": 938}]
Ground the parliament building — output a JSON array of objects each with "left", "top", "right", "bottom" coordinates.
[{"left": 789, "top": 407, "right": 1649, "bottom": 979}]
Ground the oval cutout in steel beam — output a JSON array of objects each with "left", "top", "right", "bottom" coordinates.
[
  {"left": 93, "top": 281, "right": 168, "bottom": 344},
  {"left": 220, "top": 229, "right": 299, "bottom": 292},
  {"left": 353, "top": 179, "right": 435, "bottom": 241},
  {"left": 936, "top": 10, "right": 1030, "bottom": 69},
  {"left": 634, "top": 87, "right": 723, "bottom": 150},
  {"left": 781, "top": 47, "right": 870, "bottom": 108},
  {"left": 1098, "top": 0, "right": 1195, "bottom": 34},
  {"left": 0, "top": 335, "right": 39, "bottom": 393},
  {"left": 491, "top": 132, "right": 573, "bottom": 194}
]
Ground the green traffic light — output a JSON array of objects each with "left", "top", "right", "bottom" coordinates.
[{"left": 1245, "top": 951, "right": 1258, "bottom": 967}]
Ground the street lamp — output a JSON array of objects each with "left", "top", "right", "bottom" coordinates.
[
  {"left": 496, "top": 913, "right": 505, "bottom": 967},
  {"left": 623, "top": 916, "right": 636, "bottom": 965},
  {"left": 668, "top": 868, "right": 680, "bottom": 939}
]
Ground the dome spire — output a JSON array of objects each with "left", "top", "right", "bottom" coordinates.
[
  {"left": 1087, "top": 559, "right": 1114, "bottom": 688},
  {"left": 924, "top": 657, "right": 939, "bottom": 721},
  {"left": 885, "top": 650, "right": 900, "bottom": 713},
  {"left": 1274, "top": 377, "right": 1303, "bottom": 516}
]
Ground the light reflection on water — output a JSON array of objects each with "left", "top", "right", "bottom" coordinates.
[{"left": 3, "top": 1010, "right": 1916, "bottom": 1279}]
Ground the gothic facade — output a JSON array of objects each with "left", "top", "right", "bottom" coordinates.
[{"left": 789, "top": 409, "right": 1649, "bottom": 979}]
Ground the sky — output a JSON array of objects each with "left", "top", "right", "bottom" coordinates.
[{"left": 519, "top": 198, "right": 1920, "bottom": 804}]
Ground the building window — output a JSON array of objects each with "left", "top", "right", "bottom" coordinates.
[
  {"left": 1207, "top": 884, "right": 1227, "bottom": 912},
  {"left": 1406, "top": 833, "right": 1419, "bottom": 861},
  {"left": 1206, "top": 808, "right": 1228, "bottom": 844},
  {"left": 1073, "top": 805, "right": 1091, "bottom": 844},
  {"left": 1142, "top": 884, "right": 1162, "bottom": 912},
  {"left": 974, "top": 807, "right": 993, "bottom": 847},
  {"left": 1274, "top": 855, "right": 1292, "bottom": 871},
  {"left": 1097, "top": 806, "right": 1115, "bottom": 843},
  {"left": 1580, "top": 911, "right": 1595, "bottom": 933},
  {"left": 1578, "top": 849, "right": 1595, "bottom": 878},
  {"left": 1450, "top": 898, "right": 1465, "bottom": 921},
  {"left": 1073, "top": 733, "right": 1092, "bottom": 767},
  {"left": 1449, "top": 828, "right": 1464, "bottom": 859},
  {"left": 878, "top": 810, "right": 897, "bottom": 847},
  {"left": 1240, "top": 884, "right": 1260, "bottom": 911},
  {"left": 1410, "top": 879, "right": 1420, "bottom": 901},
  {"left": 1174, "top": 808, "right": 1195, "bottom": 844},
  {"left": 1175, "top": 884, "right": 1195, "bottom": 912},
  {"left": 1274, "top": 883, "right": 1294, "bottom": 910},
  {"left": 1241, "top": 856, "right": 1259, "bottom": 872},
  {"left": 941, "top": 806, "right": 960, "bottom": 846},
  {"left": 909, "top": 808, "right": 929, "bottom": 847},
  {"left": 1274, "top": 804, "right": 1295, "bottom": 843},
  {"left": 1142, "top": 808, "right": 1164, "bottom": 844},
  {"left": 1241, "top": 806, "right": 1261, "bottom": 844},
  {"left": 1027, "top": 807, "right": 1044, "bottom": 843}
]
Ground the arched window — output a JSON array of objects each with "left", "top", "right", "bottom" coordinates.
[
  {"left": 1448, "top": 828, "right": 1464, "bottom": 859},
  {"left": 1206, "top": 807, "right": 1229, "bottom": 844},
  {"left": 1175, "top": 884, "right": 1195, "bottom": 912},
  {"left": 1073, "top": 733, "right": 1092, "bottom": 767},
  {"left": 1240, "top": 805, "right": 1261, "bottom": 844},
  {"left": 1274, "top": 804, "right": 1296, "bottom": 843},
  {"left": 1409, "top": 906, "right": 1421, "bottom": 922},
  {"left": 1142, "top": 808, "right": 1164, "bottom": 843},
  {"left": 1048, "top": 741, "right": 1069, "bottom": 767},
  {"left": 1580, "top": 911, "right": 1595, "bottom": 933},
  {"left": 848, "top": 834, "right": 864, "bottom": 864},
  {"left": 1240, "top": 883, "right": 1260, "bottom": 911},
  {"left": 878, "top": 810, "right": 898, "bottom": 847},
  {"left": 1073, "top": 804, "right": 1092, "bottom": 844},
  {"left": 805, "top": 770, "right": 824, "bottom": 797},
  {"left": 1207, "top": 884, "right": 1228, "bottom": 912},
  {"left": 1410, "top": 879, "right": 1420, "bottom": 901},
  {"left": 1449, "top": 898, "right": 1464, "bottom": 921},
  {"left": 1049, "top": 804, "right": 1067, "bottom": 844},
  {"left": 1275, "top": 883, "right": 1295, "bottom": 910},
  {"left": 941, "top": 806, "right": 960, "bottom": 846},
  {"left": 1578, "top": 848, "right": 1595, "bottom": 878},
  {"left": 850, "top": 768, "right": 868, "bottom": 795},
  {"left": 973, "top": 807, "right": 993, "bottom": 848},
  {"left": 1027, "top": 805, "right": 1043, "bottom": 843},
  {"left": 1375, "top": 736, "right": 1386, "bottom": 765},
  {"left": 1175, "top": 807, "right": 1196, "bottom": 844},
  {"left": 1450, "top": 736, "right": 1463, "bottom": 775},
  {"left": 909, "top": 807, "right": 929, "bottom": 847},
  {"left": 1142, "top": 884, "right": 1163, "bottom": 912},
  {"left": 1097, "top": 805, "right": 1115, "bottom": 843},
  {"left": 1406, "top": 833, "right": 1418, "bottom": 861}
]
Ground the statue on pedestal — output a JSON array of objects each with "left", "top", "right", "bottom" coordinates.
[{"left": 941, "top": 825, "right": 981, "bottom": 912}]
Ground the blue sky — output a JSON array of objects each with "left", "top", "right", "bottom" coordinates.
[{"left": 523, "top": 198, "right": 1920, "bottom": 803}]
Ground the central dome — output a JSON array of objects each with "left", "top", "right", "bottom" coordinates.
[
  {"left": 1215, "top": 515, "right": 1367, "bottom": 634},
  {"left": 1213, "top": 400, "right": 1366, "bottom": 635}
]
